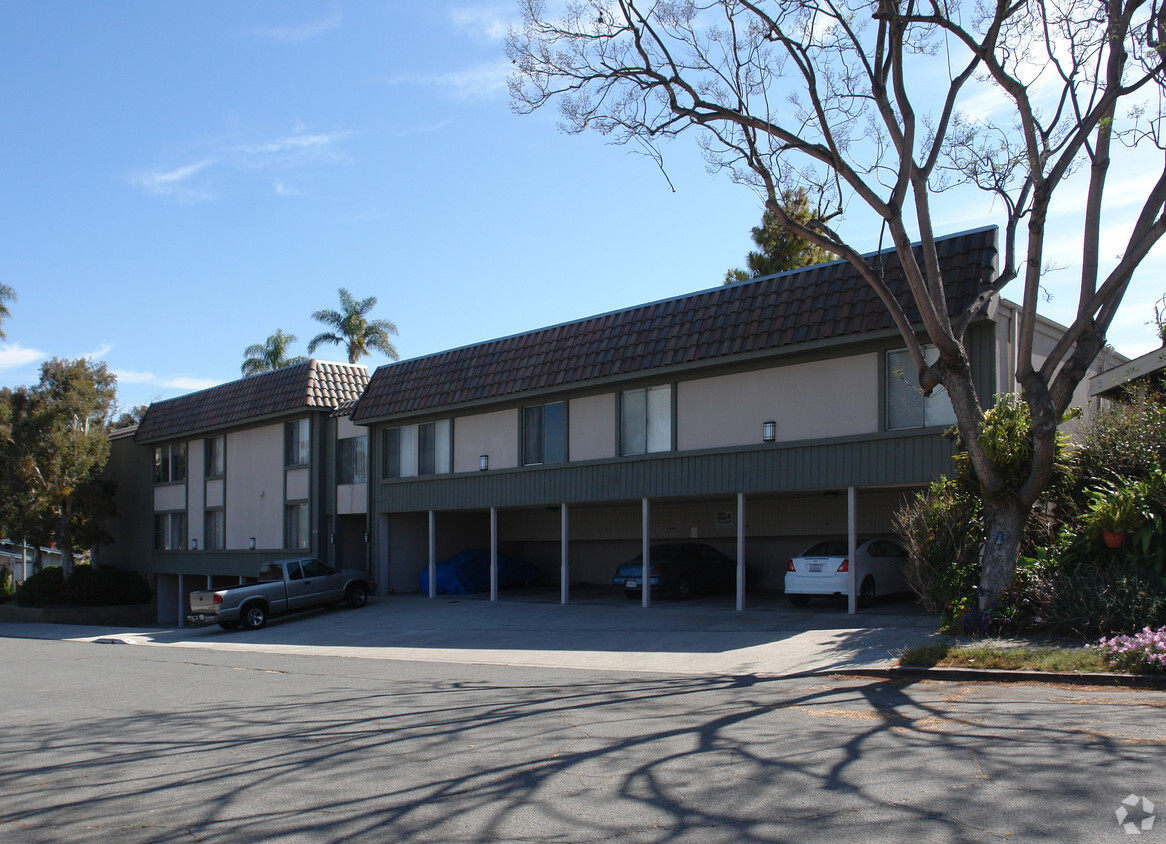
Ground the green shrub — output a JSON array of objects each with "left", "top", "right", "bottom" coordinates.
[
  {"left": 893, "top": 477, "right": 982, "bottom": 612},
  {"left": 0, "top": 566, "right": 11, "bottom": 602},
  {"left": 15, "top": 565, "right": 149, "bottom": 607},
  {"left": 1026, "top": 550, "right": 1166, "bottom": 637},
  {"left": 1074, "top": 385, "right": 1166, "bottom": 488},
  {"left": 15, "top": 565, "right": 67, "bottom": 606}
]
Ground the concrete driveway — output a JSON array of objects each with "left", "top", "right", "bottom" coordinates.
[{"left": 0, "top": 589, "right": 941, "bottom": 677}]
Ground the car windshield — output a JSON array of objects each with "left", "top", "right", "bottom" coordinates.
[{"left": 801, "top": 541, "right": 849, "bottom": 557}]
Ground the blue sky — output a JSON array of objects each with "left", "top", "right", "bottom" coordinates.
[{"left": 1, "top": 3, "right": 1163, "bottom": 413}]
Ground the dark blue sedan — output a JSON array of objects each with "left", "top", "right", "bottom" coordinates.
[{"left": 612, "top": 543, "right": 741, "bottom": 600}]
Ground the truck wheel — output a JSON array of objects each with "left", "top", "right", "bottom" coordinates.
[
  {"left": 346, "top": 583, "right": 369, "bottom": 609},
  {"left": 242, "top": 603, "right": 267, "bottom": 630}
]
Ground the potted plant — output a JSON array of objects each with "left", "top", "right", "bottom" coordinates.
[{"left": 1083, "top": 483, "right": 1143, "bottom": 548}]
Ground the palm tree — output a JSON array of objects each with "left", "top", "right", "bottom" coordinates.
[
  {"left": 308, "top": 288, "right": 400, "bottom": 364},
  {"left": 241, "top": 329, "right": 307, "bottom": 376},
  {"left": 0, "top": 283, "right": 16, "bottom": 339}
]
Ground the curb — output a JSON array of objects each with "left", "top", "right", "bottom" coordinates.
[{"left": 823, "top": 665, "right": 1166, "bottom": 689}]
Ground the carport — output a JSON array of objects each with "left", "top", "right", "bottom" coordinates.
[{"left": 377, "top": 486, "right": 918, "bottom": 615}]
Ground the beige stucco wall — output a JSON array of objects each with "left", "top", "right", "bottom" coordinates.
[
  {"left": 336, "top": 415, "right": 364, "bottom": 439},
  {"left": 188, "top": 438, "right": 205, "bottom": 546},
  {"left": 225, "top": 423, "right": 284, "bottom": 550},
  {"left": 285, "top": 467, "right": 310, "bottom": 502},
  {"left": 337, "top": 483, "right": 367, "bottom": 515},
  {"left": 569, "top": 394, "right": 616, "bottom": 461},
  {"left": 454, "top": 409, "right": 519, "bottom": 473},
  {"left": 153, "top": 483, "right": 186, "bottom": 512},
  {"left": 677, "top": 354, "right": 879, "bottom": 450}
]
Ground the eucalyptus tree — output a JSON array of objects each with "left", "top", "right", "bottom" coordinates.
[
  {"left": 508, "top": 0, "right": 1166, "bottom": 606},
  {"left": 308, "top": 288, "right": 400, "bottom": 365}
]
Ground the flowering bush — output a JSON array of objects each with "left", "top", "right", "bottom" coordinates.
[{"left": 1087, "top": 626, "right": 1166, "bottom": 674}]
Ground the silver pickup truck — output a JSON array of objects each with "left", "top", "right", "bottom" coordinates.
[{"left": 188, "top": 558, "right": 374, "bottom": 630}]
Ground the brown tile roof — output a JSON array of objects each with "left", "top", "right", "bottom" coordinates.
[
  {"left": 352, "top": 226, "right": 998, "bottom": 423},
  {"left": 135, "top": 360, "right": 370, "bottom": 443}
]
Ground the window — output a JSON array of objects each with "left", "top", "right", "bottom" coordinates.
[
  {"left": 382, "top": 428, "right": 401, "bottom": 479},
  {"left": 886, "top": 347, "right": 958, "bottom": 430},
  {"left": 301, "top": 559, "right": 332, "bottom": 577},
  {"left": 621, "top": 385, "right": 672, "bottom": 455},
  {"left": 205, "top": 436, "right": 225, "bottom": 478},
  {"left": 286, "top": 560, "right": 303, "bottom": 580},
  {"left": 153, "top": 443, "right": 187, "bottom": 484},
  {"left": 523, "top": 402, "right": 565, "bottom": 466},
  {"left": 337, "top": 436, "right": 368, "bottom": 484},
  {"left": 204, "top": 509, "right": 224, "bottom": 551},
  {"left": 381, "top": 422, "right": 450, "bottom": 478},
  {"left": 153, "top": 512, "right": 187, "bottom": 550},
  {"left": 285, "top": 502, "right": 309, "bottom": 549},
  {"left": 285, "top": 419, "right": 309, "bottom": 466}
]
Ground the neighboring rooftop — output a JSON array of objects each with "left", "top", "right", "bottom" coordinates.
[
  {"left": 135, "top": 360, "right": 370, "bottom": 443},
  {"left": 353, "top": 226, "right": 999, "bottom": 422},
  {"left": 1090, "top": 345, "right": 1166, "bottom": 398}
]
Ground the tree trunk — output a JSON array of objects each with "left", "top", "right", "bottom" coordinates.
[
  {"left": 58, "top": 506, "right": 75, "bottom": 579},
  {"left": 978, "top": 498, "right": 1030, "bottom": 610}
]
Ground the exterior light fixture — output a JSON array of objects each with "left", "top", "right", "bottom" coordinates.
[
  {"left": 480, "top": 454, "right": 489, "bottom": 471},
  {"left": 762, "top": 421, "right": 776, "bottom": 442},
  {"left": 191, "top": 538, "right": 198, "bottom": 550},
  {"left": 249, "top": 537, "right": 256, "bottom": 550}
]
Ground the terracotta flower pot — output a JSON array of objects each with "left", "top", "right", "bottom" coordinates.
[{"left": 1102, "top": 531, "right": 1127, "bottom": 549}]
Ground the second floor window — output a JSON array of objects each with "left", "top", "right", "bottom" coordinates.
[
  {"left": 285, "top": 419, "right": 309, "bottom": 466},
  {"left": 338, "top": 436, "right": 368, "bottom": 484},
  {"left": 205, "top": 509, "right": 224, "bottom": 551},
  {"left": 153, "top": 512, "right": 186, "bottom": 550},
  {"left": 153, "top": 443, "right": 187, "bottom": 484},
  {"left": 285, "top": 501, "right": 309, "bottom": 549},
  {"left": 523, "top": 402, "right": 565, "bottom": 466},
  {"left": 205, "top": 436, "right": 225, "bottom": 478},
  {"left": 621, "top": 385, "right": 672, "bottom": 455},
  {"left": 381, "top": 421, "right": 450, "bottom": 478},
  {"left": 886, "top": 347, "right": 958, "bottom": 430}
]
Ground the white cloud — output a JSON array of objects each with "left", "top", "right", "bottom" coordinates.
[
  {"left": 0, "top": 342, "right": 43, "bottom": 370},
  {"left": 235, "top": 131, "right": 353, "bottom": 171},
  {"left": 133, "top": 159, "right": 216, "bottom": 202},
  {"left": 112, "top": 368, "right": 156, "bottom": 384},
  {"left": 82, "top": 343, "right": 112, "bottom": 361},
  {"left": 450, "top": 5, "right": 513, "bottom": 41},
  {"left": 387, "top": 59, "right": 511, "bottom": 100},
  {"left": 162, "top": 375, "right": 222, "bottom": 391},
  {"left": 393, "top": 120, "right": 453, "bottom": 138},
  {"left": 249, "top": 11, "right": 342, "bottom": 43}
]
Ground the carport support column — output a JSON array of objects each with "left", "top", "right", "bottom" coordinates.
[
  {"left": 178, "top": 574, "right": 186, "bottom": 628},
  {"left": 427, "top": 511, "right": 436, "bottom": 599},
  {"left": 560, "top": 503, "right": 569, "bottom": 605},
  {"left": 641, "top": 498, "right": 651, "bottom": 608},
  {"left": 490, "top": 506, "right": 498, "bottom": 602},
  {"left": 736, "top": 492, "right": 746, "bottom": 612},
  {"left": 847, "top": 486, "right": 857, "bottom": 615}
]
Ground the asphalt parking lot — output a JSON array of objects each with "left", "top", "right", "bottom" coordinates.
[{"left": 2, "top": 587, "right": 939, "bottom": 677}]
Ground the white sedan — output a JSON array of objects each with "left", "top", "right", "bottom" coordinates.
[{"left": 784, "top": 539, "right": 909, "bottom": 607}]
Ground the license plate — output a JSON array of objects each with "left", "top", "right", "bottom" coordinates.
[
  {"left": 626, "top": 580, "right": 638, "bottom": 588},
  {"left": 808, "top": 563, "right": 823, "bottom": 572}
]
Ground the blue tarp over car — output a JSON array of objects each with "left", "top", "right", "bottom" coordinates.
[{"left": 417, "top": 549, "right": 539, "bottom": 595}]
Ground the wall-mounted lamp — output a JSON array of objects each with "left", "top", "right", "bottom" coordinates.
[
  {"left": 191, "top": 538, "right": 198, "bottom": 550},
  {"left": 479, "top": 454, "right": 489, "bottom": 471},
  {"left": 762, "top": 421, "right": 776, "bottom": 442},
  {"left": 249, "top": 537, "right": 256, "bottom": 550},
  {"left": 329, "top": 533, "right": 335, "bottom": 545}
]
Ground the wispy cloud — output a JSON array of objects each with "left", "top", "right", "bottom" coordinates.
[
  {"left": 387, "top": 59, "right": 511, "bottom": 100},
  {"left": 132, "top": 127, "right": 352, "bottom": 202},
  {"left": 392, "top": 120, "right": 453, "bottom": 138},
  {"left": 83, "top": 343, "right": 112, "bottom": 361},
  {"left": 112, "top": 368, "right": 156, "bottom": 385},
  {"left": 162, "top": 375, "right": 223, "bottom": 391},
  {"left": 0, "top": 342, "right": 44, "bottom": 370},
  {"left": 133, "top": 159, "right": 216, "bottom": 202},
  {"left": 249, "top": 10, "right": 342, "bottom": 43},
  {"left": 450, "top": 5, "right": 513, "bottom": 41}
]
